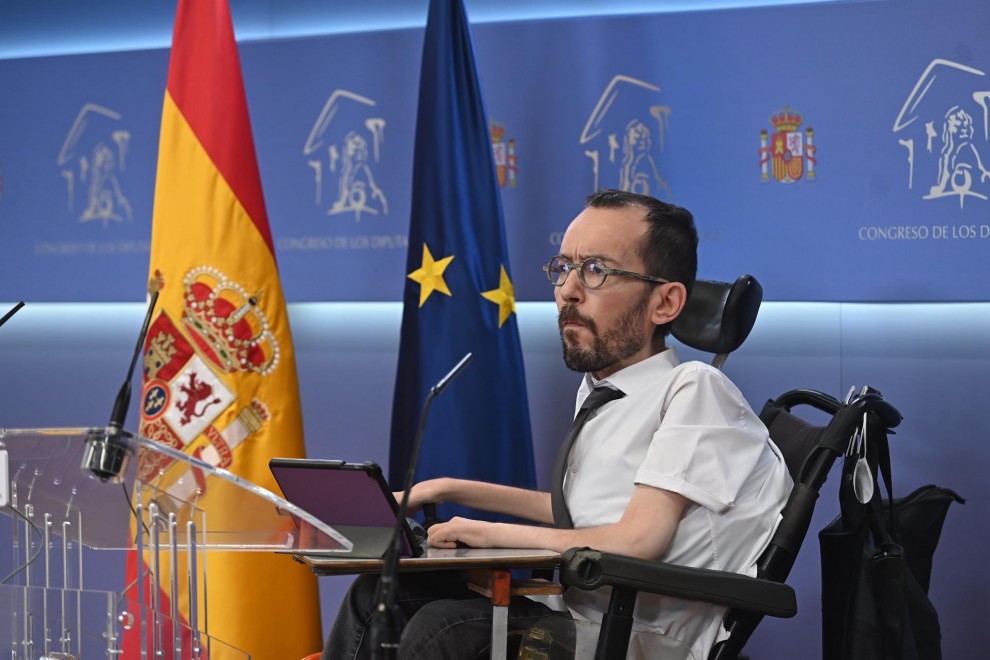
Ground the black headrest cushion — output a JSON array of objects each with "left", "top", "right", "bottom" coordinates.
[{"left": 671, "top": 274, "right": 763, "bottom": 355}]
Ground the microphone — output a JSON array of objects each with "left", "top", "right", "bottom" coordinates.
[
  {"left": 370, "top": 352, "right": 474, "bottom": 659},
  {"left": 82, "top": 290, "right": 160, "bottom": 482},
  {"left": 430, "top": 352, "right": 473, "bottom": 397},
  {"left": 0, "top": 301, "right": 25, "bottom": 329}
]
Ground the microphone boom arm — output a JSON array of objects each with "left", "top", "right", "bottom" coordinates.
[
  {"left": 82, "top": 290, "right": 160, "bottom": 482},
  {"left": 370, "top": 352, "right": 474, "bottom": 658}
]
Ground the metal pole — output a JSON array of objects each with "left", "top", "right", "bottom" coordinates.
[
  {"left": 187, "top": 520, "right": 200, "bottom": 659},
  {"left": 169, "top": 513, "right": 181, "bottom": 660},
  {"left": 149, "top": 502, "right": 162, "bottom": 658},
  {"left": 43, "top": 513, "right": 51, "bottom": 656},
  {"left": 135, "top": 500, "right": 147, "bottom": 660},
  {"left": 61, "top": 520, "right": 70, "bottom": 655}
]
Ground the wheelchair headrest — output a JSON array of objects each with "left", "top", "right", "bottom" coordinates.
[{"left": 671, "top": 274, "right": 763, "bottom": 356}]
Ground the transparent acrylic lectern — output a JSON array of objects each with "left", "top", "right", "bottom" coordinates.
[{"left": 0, "top": 427, "right": 352, "bottom": 659}]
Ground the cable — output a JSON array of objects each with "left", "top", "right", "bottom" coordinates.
[
  {"left": 0, "top": 505, "right": 44, "bottom": 585},
  {"left": 121, "top": 481, "right": 152, "bottom": 537}
]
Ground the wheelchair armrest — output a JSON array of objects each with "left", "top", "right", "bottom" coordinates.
[
  {"left": 771, "top": 387, "right": 902, "bottom": 430},
  {"left": 559, "top": 548, "right": 797, "bottom": 618}
]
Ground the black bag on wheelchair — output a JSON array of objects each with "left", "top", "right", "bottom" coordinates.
[{"left": 818, "top": 422, "right": 963, "bottom": 660}]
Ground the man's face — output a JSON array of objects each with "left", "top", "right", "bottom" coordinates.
[{"left": 554, "top": 205, "right": 659, "bottom": 379}]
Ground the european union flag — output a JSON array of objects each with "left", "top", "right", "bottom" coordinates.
[{"left": 389, "top": 0, "right": 537, "bottom": 519}]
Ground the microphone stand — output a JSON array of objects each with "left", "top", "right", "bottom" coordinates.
[
  {"left": 82, "top": 290, "right": 160, "bottom": 482},
  {"left": 370, "top": 353, "right": 473, "bottom": 659}
]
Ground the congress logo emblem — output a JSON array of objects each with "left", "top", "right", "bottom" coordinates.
[
  {"left": 303, "top": 89, "right": 388, "bottom": 221},
  {"left": 580, "top": 75, "right": 673, "bottom": 199},
  {"left": 490, "top": 121, "right": 518, "bottom": 188},
  {"left": 893, "top": 58, "right": 990, "bottom": 209},
  {"left": 759, "top": 106, "right": 817, "bottom": 183},
  {"left": 57, "top": 103, "right": 133, "bottom": 226}
]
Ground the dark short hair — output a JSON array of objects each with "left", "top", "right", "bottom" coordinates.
[{"left": 584, "top": 189, "right": 698, "bottom": 295}]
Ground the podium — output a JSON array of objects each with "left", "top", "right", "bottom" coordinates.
[{"left": 0, "top": 427, "right": 352, "bottom": 659}]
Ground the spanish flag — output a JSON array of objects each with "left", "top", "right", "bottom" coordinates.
[{"left": 123, "top": 0, "right": 321, "bottom": 657}]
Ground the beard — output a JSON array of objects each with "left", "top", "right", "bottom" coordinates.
[{"left": 558, "top": 295, "right": 650, "bottom": 374}]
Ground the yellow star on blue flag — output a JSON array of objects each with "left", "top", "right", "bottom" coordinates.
[
  {"left": 481, "top": 265, "right": 517, "bottom": 327},
  {"left": 407, "top": 243, "right": 454, "bottom": 307}
]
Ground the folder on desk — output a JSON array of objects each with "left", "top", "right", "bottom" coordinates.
[{"left": 269, "top": 458, "right": 425, "bottom": 558}]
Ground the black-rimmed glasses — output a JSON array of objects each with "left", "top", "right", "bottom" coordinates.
[{"left": 543, "top": 256, "right": 669, "bottom": 289}]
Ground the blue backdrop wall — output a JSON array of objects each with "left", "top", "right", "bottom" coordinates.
[
  {"left": 2, "top": 0, "right": 990, "bottom": 303},
  {"left": 1, "top": 0, "right": 987, "bottom": 657}
]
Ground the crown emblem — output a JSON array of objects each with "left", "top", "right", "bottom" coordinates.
[
  {"left": 181, "top": 266, "right": 280, "bottom": 376},
  {"left": 149, "top": 269, "right": 165, "bottom": 295},
  {"left": 490, "top": 121, "right": 506, "bottom": 143},
  {"left": 770, "top": 106, "right": 803, "bottom": 133}
]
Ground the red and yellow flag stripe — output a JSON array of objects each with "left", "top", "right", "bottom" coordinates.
[{"left": 123, "top": 1, "right": 321, "bottom": 658}]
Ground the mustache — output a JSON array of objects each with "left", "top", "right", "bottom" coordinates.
[{"left": 558, "top": 305, "right": 597, "bottom": 334}]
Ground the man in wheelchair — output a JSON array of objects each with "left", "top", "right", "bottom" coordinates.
[{"left": 323, "top": 189, "right": 792, "bottom": 659}]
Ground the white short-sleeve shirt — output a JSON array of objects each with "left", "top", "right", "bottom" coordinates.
[{"left": 555, "top": 348, "right": 792, "bottom": 660}]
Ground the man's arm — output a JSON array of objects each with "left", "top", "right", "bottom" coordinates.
[
  {"left": 427, "top": 483, "right": 688, "bottom": 561},
  {"left": 403, "top": 477, "right": 554, "bottom": 525}
]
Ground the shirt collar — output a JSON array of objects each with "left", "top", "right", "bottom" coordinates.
[{"left": 581, "top": 347, "right": 681, "bottom": 397}]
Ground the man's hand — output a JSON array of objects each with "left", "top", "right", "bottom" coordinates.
[
  {"left": 394, "top": 478, "right": 448, "bottom": 515},
  {"left": 393, "top": 478, "right": 554, "bottom": 524},
  {"left": 427, "top": 517, "right": 497, "bottom": 549}
]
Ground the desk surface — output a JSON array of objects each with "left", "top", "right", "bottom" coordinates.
[{"left": 297, "top": 547, "right": 561, "bottom": 575}]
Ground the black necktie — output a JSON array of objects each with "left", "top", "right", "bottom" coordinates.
[{"left": 551, "top": 385, "right": 625, "bottom": 529}]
